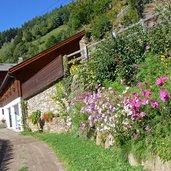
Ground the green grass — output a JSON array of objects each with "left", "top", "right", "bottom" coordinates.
[
  {"left": 26, "top": 132, "right": 147, "bottom": 171},
  {"left": 18, "top": 167, "right": 29, "bottom": 171}
]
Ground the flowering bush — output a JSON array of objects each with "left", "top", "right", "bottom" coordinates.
[
  {"left": 79, "top": 87, "right": 128, "bottom": 142},
  {"left": 124, "top": 83, "right": 159, "bottom": 138},
  {"left": 77, "top": 74, "right": 171, "bottom": 145}
]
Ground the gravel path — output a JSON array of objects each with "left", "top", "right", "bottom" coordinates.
[{"left": 0, "top": 129, "right": 66, "bottom": 171}]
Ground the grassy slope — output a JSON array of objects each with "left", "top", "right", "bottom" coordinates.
[
  {"left": 32, "top": 25, "right": 68, "bottom": 50},
  {"left": 27, "top": 133, "right": 147, "bottom": 171},
  {"left": 0, "top": 25, "right": 68, "bottom": 62}
]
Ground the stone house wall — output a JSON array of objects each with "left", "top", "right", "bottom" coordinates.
[
  {"left": 27, "top": 84, "right": 58, "bottom": 115},
  {"left": 27, "top": 84, "right": 72, "bottom": 133}
]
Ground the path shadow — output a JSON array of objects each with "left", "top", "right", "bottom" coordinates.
[{"left": 0, "top": 139, "right": 14, "bottom": 171}]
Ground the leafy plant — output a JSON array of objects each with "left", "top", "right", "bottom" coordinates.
[
  {"left": 21, "top": 101, "right": 31, "bottom": 132},
  {"left": 91, "top": 14, "right": 112, "bottom": 39},
  {"left": 18, "top": 167, "right": 29, "bottom": 171},
  {"left": 53, "top": 78, "right": 72, "bottom": 117},
  {"left": 71, "top": 61, "right": 99, "bottom": 92},
  {"left": 30, "top": 110, "right": 41, "bottom": 125},
  {"left": 90, "top": 28, "right": 146, "bottom": 84}
]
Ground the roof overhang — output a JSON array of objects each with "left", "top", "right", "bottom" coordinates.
[
  {"left": 9, "top": 30, "right": 85, "bottom": 75},
  {"left": 0, "top": 30, "right": 85, "bottom": 95}
]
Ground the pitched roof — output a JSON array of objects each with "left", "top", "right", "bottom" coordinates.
[
  {"left": 0, "top": 30, "right": 85, "bottom": 94},
  {"left": 9, "top": 30, "right": 85, "bottom": 74},
  {"left": 0, "top": 63, "right": 16, "bottom": 71}
]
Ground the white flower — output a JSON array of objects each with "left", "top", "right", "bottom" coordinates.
[
  {"left": 122, "top": 86, "right": 130, "bottom": 94},
  {"left": 104, "top": 125, "right": 110, "bottom": 131}
]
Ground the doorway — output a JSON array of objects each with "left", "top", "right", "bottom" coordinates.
[{"left": 14, "top": 104, "right": 20, "bottom": 130}]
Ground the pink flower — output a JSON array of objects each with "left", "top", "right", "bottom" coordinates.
[
  {"left": 109, "top": 104, "right": 115, "bottom": 112},
  {"left": 135, "top": 64, "right": 138, "bottom": 71},
  {"left": 134, "top": 93, "right": 140, "bottom": 99},
  {"left": 81, "top": 122, "right": 86, "bottom": 130},
  {"left": 132, "top": 113, "right": 139, "bottom": 120},
  {"left": 126, "top": 124, "right": 132, "bottom": 129},
  {"left": 120, "top": 79, "right": 124, "bottom": 84},
  {"left": 150, "top": 101, "right": 159, "bottom": 108},
  {"left": 142, "top": 98, "right": 148, "bottom": 105},
  {"left": 135, "top": 102, "right": 141, "bottom": 108},
  {"left": 137, "top": 82, "right": 142, "bottom": 88},
  {"left": 145, "top": 45, "right": 151, "bottom": 50},
  {"left": 140, "top": 112, "right": 146, "bottom": 117},
  {"left": 142, "top": 90, "right": 151, "bottom": 97},
  {"left": 145, "top": 90, "right": 151, "bottom": 97},
  {"left": 157, "top": 78, "right": 163, "bottom": 86},
  {"left": 160, "top": 89, "right": 170, "bottom": 102},
  {"left": 156, "top": 76, "right": 168, "bottom": 86},
  {"left": 162, "top": 76, "right": 168, "bottom": 82},
  {"left": 129, "top": 99, "right": 135, "bottom": 106}
]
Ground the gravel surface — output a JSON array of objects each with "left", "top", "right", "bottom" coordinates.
[{"left": 0, "top": 129, "right": 66, "bottom": 171}]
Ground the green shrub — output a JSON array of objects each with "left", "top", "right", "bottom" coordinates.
[
  {"left": 93, "top": 0, "right": 112, "bottom": 15},
  {"left": 91, "top": 14, "right": 112, "bottom": 39},
  {"left": 122, "top": 8, "right": 139, "bottom": 27},
  {"left": 135, "top": 52, "right": 171, "bottom": 85},
  {"left": 53, "top": 77, "right": 72, "bottom": 117},
  {"left": 90, "top": 29, "right": 146, "bottom": 84},
  {"left": 18, "top": 167, "right": 29, "bottom": 171},
  {"left": 146, "top": 22, "right": 171, "bottom": 55},
  {"left": 71, "top": 61, "right": 99, "bottom": 91},
  {"left": 30, "top": 110, "right": 41, "bottom": 125}
]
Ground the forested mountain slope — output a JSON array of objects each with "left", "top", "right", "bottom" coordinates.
[{"left": 0, "top": 0, "right": 157, "bottom": 63}]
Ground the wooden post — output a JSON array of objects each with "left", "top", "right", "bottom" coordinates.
[
  {"left": 63, "top": 55, "right": 69, "bottom": 76},
  {"left": 84, "top": 46, "right": 88, "bottom": 59},
  {"left": 112, "top": 31, "right": 117, "bottom": 38},
  {"left": 140, "top": 19, "right": 146, "bottom": 33}
]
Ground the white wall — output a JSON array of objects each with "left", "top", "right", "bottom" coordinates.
[
  {"left": 1, "top": 97, "right": 23, "bottom": 132},
  {"left": 0, "top": 107, "right": 5, "bottom": 122}
]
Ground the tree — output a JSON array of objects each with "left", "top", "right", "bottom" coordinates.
[
  {"left": 93, "top": 0, "right": 112, "bottom": 15},
  {"left": 58, "top": 5, "right": 70, "bottom": 24},
  {"left": 23, "top": 29, "right": 32, "bottom": 42},
  {"left": 13, "top": 42, "right": 28, "bottom": 61},
  {"left": 45, "top": 35, "right": 59, "bottom": 49}
]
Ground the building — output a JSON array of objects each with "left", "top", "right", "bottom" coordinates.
[{"left": 0, "top": 31, "right": 85, "bottom": 132}]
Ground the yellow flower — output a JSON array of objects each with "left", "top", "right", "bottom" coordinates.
[
  {"left": 161, "top": 55, "right": 165, "bottom": 58},
  {"left": 70, "top": 65, "right": 78, "bottom": 75}
]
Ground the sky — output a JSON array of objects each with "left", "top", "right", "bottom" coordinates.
[{"left": 0, "top": 0, "right": 73, "bottom": 32}]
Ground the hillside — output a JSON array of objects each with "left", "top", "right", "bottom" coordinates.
[{"left": 0, "top": 0, "right": 159, "bottom": 63}]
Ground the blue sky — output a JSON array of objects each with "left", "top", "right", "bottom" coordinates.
[{"left": 0, "top": 0, "right": 73, "bottom": 32}]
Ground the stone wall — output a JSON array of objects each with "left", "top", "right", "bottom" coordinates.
[
  {"left": 43, "top": 117, "right": 72, "bottom": 133},
  {"left": 128, "top": 153, "right": 171, "bottom": 171},
  {"left": 27, "top": 116, "right": 72, "bottom": 133},
  {"left": 27, "top": 84, "right": 58, "bottom": 115},
  {"left": 27, "top": 84, "right": 72, "bottom": 133}
]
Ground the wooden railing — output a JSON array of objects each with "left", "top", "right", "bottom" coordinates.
[{"left": 66, "top": 12, "right": 165, "bottom": 63}]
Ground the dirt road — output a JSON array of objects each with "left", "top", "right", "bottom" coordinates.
[{"left": 0, "top": 129, "right": 66, "bottom": 171}]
